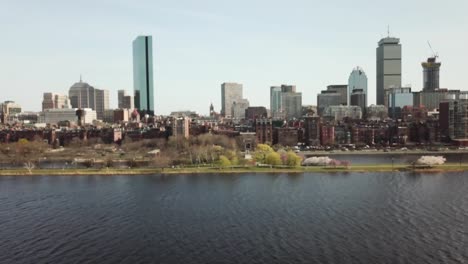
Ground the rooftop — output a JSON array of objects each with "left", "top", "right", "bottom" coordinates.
[{"left": 378, "top": 37, "right": 400, "bottom": 45}]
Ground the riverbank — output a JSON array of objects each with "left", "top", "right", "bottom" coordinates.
[
  {"left": 301, "top": 149, "right": 468, "bottom": 156},
  {"left": 1, "top": 164, "right": 468, "bottom": 176}
]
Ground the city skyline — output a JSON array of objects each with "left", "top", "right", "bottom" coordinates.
[{"left": 1, "top": 0, "right": 467, "bottom": 115}]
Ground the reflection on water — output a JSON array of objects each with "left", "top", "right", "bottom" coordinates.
[{"left": 0, "top": 172, "right": 467, "bottom": 263}]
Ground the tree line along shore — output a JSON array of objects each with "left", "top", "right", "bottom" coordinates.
[
  {"left": 0, "top": 133, "right": 463, "bottom": 175},
  {"left": 0, "top": 134, "right": 302, "bottom": 170},
  {"left": 2, "top": 164, "right": 468, "bottom": 176}
]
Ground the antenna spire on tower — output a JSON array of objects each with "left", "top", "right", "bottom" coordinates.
[{"left": 387, "top": 25, "right": 390, "bottom": 37}]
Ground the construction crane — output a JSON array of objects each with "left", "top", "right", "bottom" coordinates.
[{"left": 427, "top": 41, "right": 439, "bottom": 59}]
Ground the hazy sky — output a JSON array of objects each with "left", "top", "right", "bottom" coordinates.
[{"left": 1, "top": 0, "right": 467, "bottom": 115}]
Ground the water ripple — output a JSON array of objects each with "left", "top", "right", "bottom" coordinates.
[{"left": 0, "top": 172, "right": 467, "bottom": 263}]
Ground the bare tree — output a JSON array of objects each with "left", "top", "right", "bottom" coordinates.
[
  {"left": 0, "top": 144, "right": 12, "bottom": 157},
  {"left": 152, "top": 154, "right": 171, "bottom": 168},
  {"left": 105, "top": 158, "right": 114, "bottom": 168},
  {"left": 82, "top": 159, "right": 95, "bottom": 168},
  {"left": 127, "top": 158, "right": 139, "bottom": 168},
  {"left": 23, "top": 161, "right": 35, "bottom": 175}
]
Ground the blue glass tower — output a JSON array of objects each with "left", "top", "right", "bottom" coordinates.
[
  {"left": 348, "top": 67, "right": 368, "bottom": 106},
  {"left": 133, "top": 36, "right": 155, "bottom": 114}
]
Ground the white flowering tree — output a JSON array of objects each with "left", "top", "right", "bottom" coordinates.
[
  {"left": 303, "top": 156, "right": 333, "bottom": 166},
  {"left": 416, "top": 156, "right": 446, "bottom": 167}
]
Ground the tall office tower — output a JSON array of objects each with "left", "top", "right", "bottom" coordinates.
[
  {"left": 348, "top": 67, "right": 368, "bottom": 105},
  {"left": 350, "top": 89, "right": 367, "bottom": 114},
  {"left": 42, "top": 93, "right": 55, "bottom": 111},
  {"left": 118, "top": 90, "right": 126, "bottom": 108},
  {"left": 0, "top": 101, "right": 22, "bottom": 123},
  {"left": 133, "top": 35, "right": 155, "bottom": 114},
  {"left": 422, "top": 57, "right": 441, "bottom": 91},
  {"left": 55, "top": 94, "right": 71, "bottom": 109},
  {"left": 326, "top": 85, "right": 348, "bottom": 106},
  {"left": 387, "top": 87, "right": 413, "bottom": 119},
  {"left": 232, "top": 99, "right": 250, "bottom": 119},
  {"left": 118, "top": 90, "right": 134, "bottom": 109},
  {"left": 376, "top": 36, "right": 402, "bottom": 105},
  {"left": 269, "top": 84, "right": 299, "bottom": 119},
  {"left": 41, "top": 93, "right": 55, "bottom": 110},
  {"left": 221, "top": 82, "right": 243, "bottom": 118},
  {"left": 42, "top": 93, "right": 71, "bottom": 111},
  {"left": 281, "top": 91, "right": 302, "bottom": 119},
  {"left": 280, "top": 85, "right": 296, "bottom": 93},
  {"left": 270, "top": 86, "right": 282, "bottom": 118},
  {"left": 69, "top": 79, "right": 109, "bottom": 120},
  {"left": 69, "top": 79, "right": 96, "bottom": 110},
  {"left": 439, "top": 95, "right": 468, "bottom": 140},
  {"left": 95, "top": 89, "right": 109, "bottom": 120},
  {"left": 317, "top": 90, "right": 342, "bottom": 116},
  {"left": 123, "top": 95, "right": 134, "bottom": 110}
]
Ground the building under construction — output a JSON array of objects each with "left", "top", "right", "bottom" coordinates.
[{"left": 422, "top": 57, "right": 441, "bottom": 91}]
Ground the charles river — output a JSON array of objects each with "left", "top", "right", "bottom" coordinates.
[{"left": 1, "top": 172, "right": 467, "bottom": 263}]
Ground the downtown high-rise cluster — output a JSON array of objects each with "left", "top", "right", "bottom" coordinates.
[{"left": 1, "top": 32, "right": 468, "bottom": 149}]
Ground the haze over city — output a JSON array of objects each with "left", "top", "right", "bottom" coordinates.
[{"left": 1, "top": 0, "right": 467, "bottom": 115}]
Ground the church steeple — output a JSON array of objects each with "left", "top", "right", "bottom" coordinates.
[{"left": 209, "top": 102, "right": 215, "bottom": 117}]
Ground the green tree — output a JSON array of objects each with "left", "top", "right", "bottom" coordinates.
[
  {"left": 254, "top": 144, "right": 274, "bottom": 164},
  {"left": 18, "top": 138, "right": 29, "bottom": 145},
  {"left": 212, "top": 145, "right": 224, "bottom": 153},
  {"left": 218, "top": 155, "right": 231, "bottom": 168},
  {"left": 230, "top": 155, "right": 239, "bottom": 166},
  {"left": 224, "top": 150, "right": 239, "bottom": 165},
  {"left": 265, "top": 152, "right": 282, "bottom": 166},
  {"left": 285, "top": 151, "right": 302, "bottom": 167}
]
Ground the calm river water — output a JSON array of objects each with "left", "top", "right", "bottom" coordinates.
[{"left": 1, "top": 173, "right": 467, "bottom": 263}]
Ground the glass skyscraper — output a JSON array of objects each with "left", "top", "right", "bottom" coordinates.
[
  {"left": 270, "top": 85, "right": 300, "bottom": 119},
  {"left": 348, "top": 67, "right": 367, "bottom": 106},
  {"left": 270, "top": 86, "right": 282, "bottom": 118},
  {"left": 133, "top": 36, "right": 155, "bottom": 114}
]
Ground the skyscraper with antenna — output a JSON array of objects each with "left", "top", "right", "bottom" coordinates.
[{"left": 376, "top": 29, "right": 402, "bottom": 106}]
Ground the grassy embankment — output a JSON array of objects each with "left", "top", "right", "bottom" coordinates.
[{"left": 1, "top": 164, "right": 468, "bottom": 176}]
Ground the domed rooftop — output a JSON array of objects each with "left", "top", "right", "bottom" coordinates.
[{"left": 69, "top": 76, "right": 93, "bottom": 91}]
